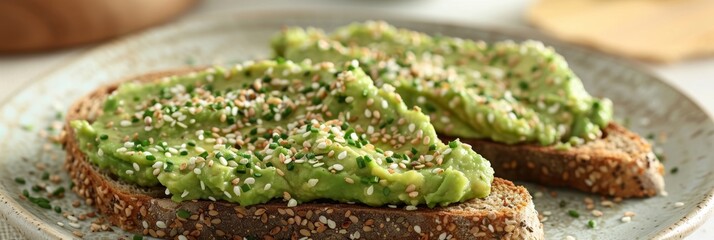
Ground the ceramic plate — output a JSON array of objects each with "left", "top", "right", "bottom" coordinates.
[{"left": 1, "top": 9, "right": 713, "bottom": 240}]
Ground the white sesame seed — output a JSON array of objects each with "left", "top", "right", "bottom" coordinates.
[
  {"left": 181, "top": 190, "right": 189, "bottom": 198},
  {"left": 200, "top": 181, "right": 205, "bottom": 190},
  {"left": 317, "top": 142, "right": 327, "bottom": 149},
  {"left": 308, "top": 178, "right": 319, "bottom": 187},
  {"left": 67, "top": 215, "right": 78, "bottom": 222},
  {"left": 194, "top": 168, "right": 201, "bottom": 175},
  {"left": 120, "top": 120, "right": 131, "bottom": 127},
  {"left": 366, "top": 185, "right": 374, "bottom": 195},
  {"left": 233, "top": 186, "right": 241, "bottom": 196},
  {"left": 338, "top": 151, "right": 347, "bottom": 160},
  {"left": 208, "top": 196, "right": 216, "bottom": 201},
  {"left": 288, "top": 198, "right": 298, "bottom": 207},
  {"left": 245, "top": 177, "right": 256, "bottom": 185},
  {"left": 381, "top": 100, "right": 388, "bottom": 109},
  {"left": 414, "top": 225, "right": 421, "bottom": 234},
  {"left": 125, "top": 170, "right": 134, "bottom": 175},
  {"left": 327, "top": 219, "right": 336, "bottom": 229},
  {"left": 264, "top": 184, "right": 272, "bottom": 191},
  {"left": 142, "top": 221, "right": 148, "bottom": 229},
  {"left": 621, "top": 216, "right": 631, "bottom": 223},
  {"left": 442, "top": 148, "right": 452, "bottom": 155},
  {"left": 408, "top": 123, "right": 416, "bottom": 132},
  {"left": 165, "top": 188, "right": 170, "bottom": 195},
  {"left": 178, "top": 235, "right": 188, "bottom": 240},
  {"left": 57, "top": 222, "right": 64, "bottom": 227},
  {"left": 345, "top": 96, "right": 354, "bottom": 103},
  {"left": 406, "top": 205, "right": 417, "bottom": 211},
  {"left": 332, "top": 164, "right": 344, "bottom": 171},
  {"left": 675, "top": 202, "right": 685, "bottom": 207},
  {"left": 438, "top": 232, "right": 447, "bottom": 240},
  {"left": 97, "top": 149, "right": 103, "bottom": 156},
  {"left": 68, "top": 222, "right": 81, "bottom": 229},
  {"left": 364, "top": 109, "right": 372, "bottom": 118},
  {"left": 156, "top": 221, "right": 167, "bottom": 229},
  {"left": 116, "top": 147, "right": 127, "bottom": 153},
  {"left": 565, "top": 236, "right": 575, "bottom": 240}
]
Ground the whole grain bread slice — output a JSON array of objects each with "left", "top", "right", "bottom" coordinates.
[
  {"left": 449, "top": 124, "right": 665, "bottom": 198},
  {"left": 62, "top": 69, "right": 544, "bottom": 240}
]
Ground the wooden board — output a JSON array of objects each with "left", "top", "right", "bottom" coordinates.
[
  {"left": 527, "top": 0, "right": 714, "bottom": 63},
  {"left": 0, "top": 0, "right": 198, "bottom": 53}
]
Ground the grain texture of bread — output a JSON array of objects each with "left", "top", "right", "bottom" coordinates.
[
  {"left": 453, "top": 124, "right": 665, "bottom": 198},
  {"left": 62, "top": 69, "right": 544, "bottom": 240}
]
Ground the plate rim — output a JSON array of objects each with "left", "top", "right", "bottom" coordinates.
[{"left": 1, "top": 8, "right": 713, "bottom": 239}]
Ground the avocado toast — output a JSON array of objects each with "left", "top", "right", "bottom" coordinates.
[
  {"left": 63, "top": 61, "right": 543, "bottom": 239},
  {"left": 273, "top": 21, "right": 665, "bottom": 198}
]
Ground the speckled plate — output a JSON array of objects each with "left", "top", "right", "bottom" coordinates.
[{"left": 1, "top": 9, "right": 713, "bottom": 240}]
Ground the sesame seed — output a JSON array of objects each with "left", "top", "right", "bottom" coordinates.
[
  {"left": 156, "top": 221, "right": 167, "bottom": 228},
  {"left": 366, "top": 185, "right": 374, "bottom": 195},
  {"left": 264, "top": 184, "right": 272, "bottom": 191},
  {"left": 621, "top": 216, "right": 631, "bottom": 223},
  {"left": 338, "top": 151, "right": 347, "bottom": 160},
  {"left": 381, "top": 100, "right": 388, "bottom": 109},
  {"left": 68, "top": 222, "right": 80, "bottom": 229},
  {"left": 414, "top": 225, "right": 421, "bottom": 234},
  {"left": 245, "top": 177, "right": 256, "bottom": 185},
  {"left": 308, "top": 178, "right": 319, "bottom": 187},
  {"left": 125, "top": 170, "right": 134, "bottom": 175},
  {"left": 332, "top": 164, "right": 344, "bottom": 171},
  {"left": 287, "top": 199, "right": 298, "bottom": 207},
  {"left": 233, "top": 186, "right": 241, "bottom": 196},
  {"left": 345, "top": 96, "right": 354, "bottom": 103},
  {"left": 674, "top": 202, "right": 684, "bottom": 207},
  {"left": 317, "top": 142, "right": 327, "bottom": 149},
  {"left": 120, "top": 120, "right": 131, "bottom": 127},
  {"left": 178, "top": 235, "right": 188, "bottom": 240},
  {"left": 193, "top": 168, "right": 201, "bottom": 174},
  {"left": 181, "top": 190, "right": 189, "bottom": 198},
  {"left": 408, "top": 123, "right": 415, "bottom": 132},
  {"left": 97, "top": 149, "right": 103, "bottom": 156},
  {"left": 405, "top": 205, "right": 417, "bottom": 211}
]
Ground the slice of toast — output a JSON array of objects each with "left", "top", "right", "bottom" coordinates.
[
  {"left": 62, "top": 69, "right": 544, "bottom": 239},
  {"left": 450, "top": 124, "right": 665, "bottom": 198}
]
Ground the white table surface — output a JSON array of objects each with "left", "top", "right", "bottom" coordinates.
[{"left": 1, "top": 0, "right": 712, "bottom": 239}]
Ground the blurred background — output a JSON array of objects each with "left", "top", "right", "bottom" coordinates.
[{"left": 0, "top": 0, "right": 712, "bottom": 238}]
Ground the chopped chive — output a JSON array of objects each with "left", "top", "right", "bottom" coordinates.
[
  {"left": 241, "top": 184, "right": 251, "bottom": 192},
  {"left": 254, "top": 172, "right": 263, "bottom": 178},
  {"left": 41, "top": 172, "right": 50, "bottom": 180},
  {"left": 146, "top": 155, "right": 156, "bottom": 161},
  {"left": 176, "top": 209, "right": 191, "bottom": 219},
  {"left": 369, "top": 176, "right": 379, "bottom": 183},
  {"left": 670, "top": 167, "right": 678, "bottom": 174},
  {"left": 587, "top": 219, "right": 596, "bottom": 229},
  {"left": 187, "top": 141, "right": 196, "bottom": 147},
  {"left": 199, "top": 151, "right": 209, "bottom": 158},
  {"left": 31, "top": 185, "right": 41, "bottom": 192},
  {"left": 235, "top": 165, "right": 247, "bottom": 174},
  {"left": 428, "top": 144, "right": 437, "bottom": 151},
  {"left": 410, "top": 147, "right": 418, "bottom": 155},
  {"left": 180, "top": 150, "right": 189, "bottom": 156},
  {"left": 356, "top": 157, "right": 366, "bottom": 168},
  {"left": 269, "top": 143, "right": 278, "bottom": 149},
  {"left": 53, "top": 206, "right": 62, "bottom": 213},
  {"left": 51, "top": 187, "right": 65, "bottom": 196},
  {"left": 133, "top": 235, "right": 144, "bottom": 240},
  {"left": 382, "top": 187, "right": 391, "bottom": 196},
  {"left": 287, "top": 162, "right": 295, "bottom": 171},
  {"left": 559, "top": 200, "right": 567, "bottom": 208},
  {"left": 14, "top": 177, "right": 25, "bottom": 184},
  {"left": 99, "top": 134, "right": 109, "bottom": 140},
  {"left": 448, "top": 141, "right": 458, "bottom": 149},
  {"left": 568, "top": 210, "right": 580, "bottom": 218},
  {"left": 385, "top": 157, "right": 394, "bottom": 163}
]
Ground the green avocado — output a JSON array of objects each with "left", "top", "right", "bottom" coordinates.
[
  {"left": 71, "top": 60, "right": 494, "bottom": 207},
  {"left": 272, "top": 21, "right": 613, "bottom": 146}
]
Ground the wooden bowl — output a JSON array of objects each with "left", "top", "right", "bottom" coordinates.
[{"left": 0, "top": 0, "right": 198, "bottom": 53}]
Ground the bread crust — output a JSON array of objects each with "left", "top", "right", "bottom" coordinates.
[
  {"left": 456, "top": 124, "right": 665, "bottom": 198},
  {"left": 62, "top": 69, "right": 544, "bottom": 239}
]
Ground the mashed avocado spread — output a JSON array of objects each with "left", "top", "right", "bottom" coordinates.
[
  {"left": 273, "top": 21, "right": 613, "bottom": 146},
  {"left": 71, "top": 60, "right": 494, "bottom": 207}
]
